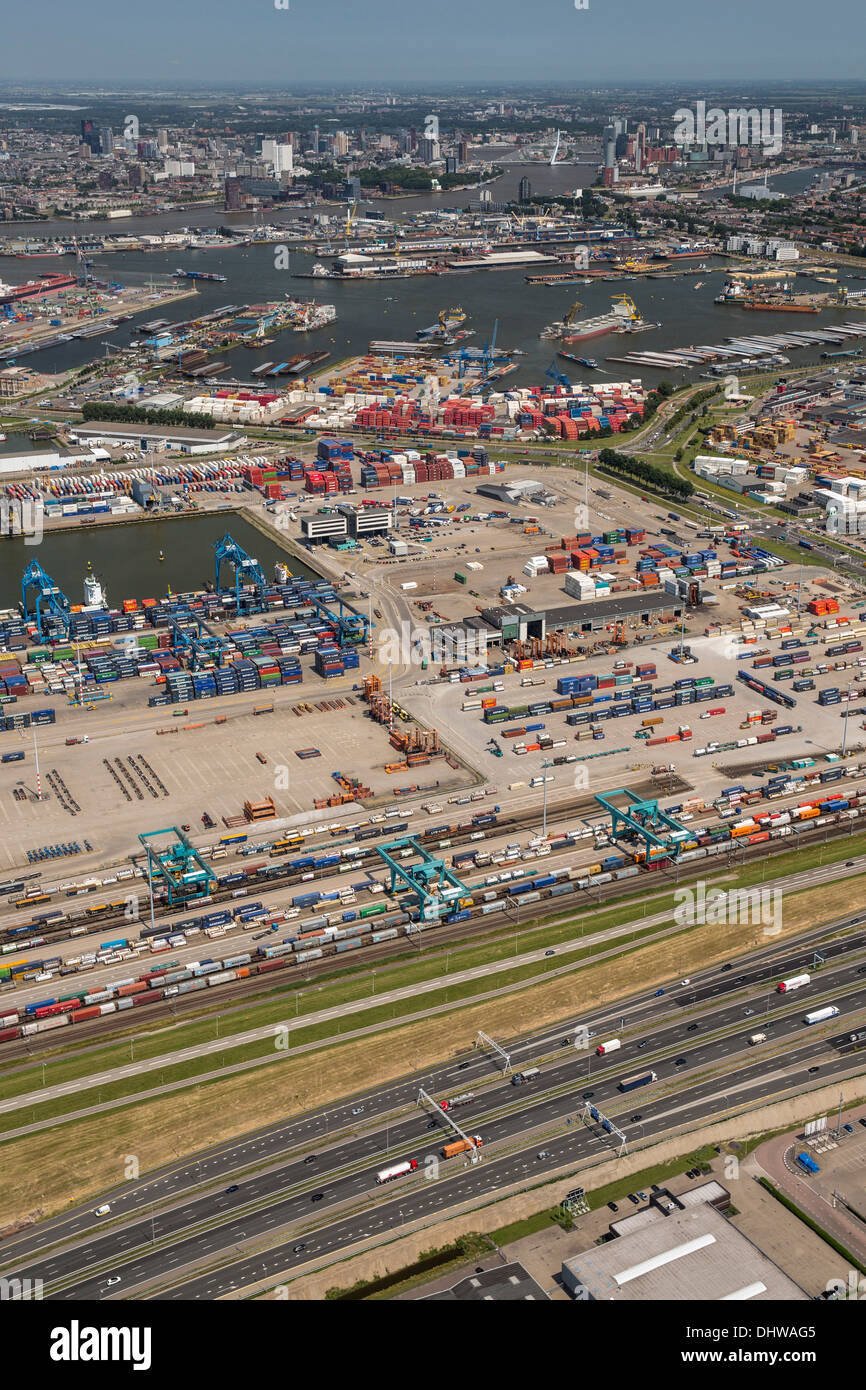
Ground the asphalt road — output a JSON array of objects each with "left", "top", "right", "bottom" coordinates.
[{"left": 4, "top": 921, "right": 865, "bottom": 1300}]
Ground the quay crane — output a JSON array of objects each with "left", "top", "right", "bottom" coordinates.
[
  {"left": 213, "top": 533, "right": 269, "bottom": 612},
  {"left": 21, "top": 560, "right": 72, "bottom": 639}
]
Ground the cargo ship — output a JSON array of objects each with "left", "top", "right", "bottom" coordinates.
[
  {"left": 174, "top": 269, "right": 228, "bottom": 283},
  {"left": 267, "top": 350, "right": 330, "bottom": 375},
  {"left": 417, "top": 306, "right": 466, "bottom": 340},
  {"left": 0, "top": 272, "right": 78, "bottom": 305},
  {"left": 543, "top": 294, "right": 642, "bottom": 343},
  {"left": 742, "top": 299, "right": 820, "bottom": 312},
  {"left": 557, "top": 352, "right": 598, "bottom": 368}
]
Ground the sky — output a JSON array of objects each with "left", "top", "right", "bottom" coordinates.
[{"left": 1, "top": 0, "right": 865, "bottom": 85}]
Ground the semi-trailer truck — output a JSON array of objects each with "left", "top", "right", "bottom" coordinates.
[
  {"left": 804, "top": 1006, "right": 840, "bottom": 1025},
  {"left": 511, "top": 1068, "right": 540, "bottom": 1086},
  {"left": 376, "top": 1159, "right": 419, "bottom": 1184},
  {"left": 777, "top": 973, "right": 810, "bottom": 993},
  {"left": 441, "top": 1136, "right": 483, "bottom": 1159},
  {"left": 596, "top": 1038, "right": 621, "bottom": 1055},
  {"left": 438, "top": 1092, "right": 474, "bottom": 1110}
]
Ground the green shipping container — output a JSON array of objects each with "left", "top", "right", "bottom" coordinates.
[{"left": 454, "top": 572, "right": 466, "bottom": 584}]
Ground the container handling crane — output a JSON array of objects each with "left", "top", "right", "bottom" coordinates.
[
  {"left": 545, "top": 358, "right": 572, "bottom": 389},
  {"left": 21, "top": 560, "right": 72, "bottom": 639},
  {"left": 213, "top": 533, "right": 269, "bottom": 613}
]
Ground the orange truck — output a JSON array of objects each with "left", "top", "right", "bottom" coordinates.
[{"left": 441, "top": 1136, "right": 483, "bottom": 1160}]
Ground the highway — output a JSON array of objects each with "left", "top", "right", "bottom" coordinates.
[{"left": 3, "top": 920, "right": 865, "bottom": 1300}]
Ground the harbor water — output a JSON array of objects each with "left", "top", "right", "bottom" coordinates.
[{"left": 0, "top": 510, "right": 318, "bottom": 613}]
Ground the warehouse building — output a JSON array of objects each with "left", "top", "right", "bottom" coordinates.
[
  {"left": 561, "top": 1188, "right": 808, "bottom": 1302},
  {"left": 70, "top": 423, "right": 246, "bottom": 455}
]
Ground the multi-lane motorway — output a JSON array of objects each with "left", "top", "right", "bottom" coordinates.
[{"left": 3, "top": 920, "right": 865, "bottom": 1300}]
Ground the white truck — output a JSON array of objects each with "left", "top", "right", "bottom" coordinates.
[
  {"left": 748, "top": 1032, "right": 767, "bottom": 1046},
  {"left": 595, "top": 1038, "right": 621, "bottom": 1056}
]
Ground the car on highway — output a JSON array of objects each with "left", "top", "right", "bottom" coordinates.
[
  {"left": 675, "top": 1057, "right": 687, "bottom": 1066},
  {"left": 311, "top": 1192, "right": 324, "bottom": 1202},
  {"left": 721, "top": 963, "right": 732, "bottom": 972},
  {"left": 654, "top": 989, "right": 665, "bottom": 997},
  {"left": 687, "top": 1023, "right": 699, "bottom": 1032},
  {"left": 104, "top": 1276, "right": 121, "bottom": 1288},
  {"left": 544, "top": 950, "right": 555, "bottom": 957},
  {"left": 351, "top": 1107, "right": 364, "bottom": 1115},
  {"left": 304, "top": 1155, "right": 316, "bottom": 1164},
  {"left": 225, "top": 1185, "right": 239, "bottom": 1194},
  {"left": 457, "top": 1062, "right": 471, "bottom": 1070},
  {"left": 858, "top": 966, "right": 866, "bottom": 976},
  {"left": 630, "top": 1114, "right": 642, "bottom": 1123},
  {"left": 846, "top": 861, "right": 855, "bottom": 867},
  {"left": 293, "top": 1243, "right": 307, "bottom": 1254},
  {"left": 560, "top": 1038, "right": 571, "bottom": 1048},
  {"left": 637, "top": 1040, "right": 649, "bottom": 1049},
  {"left": 426, "top": 1118, "right": 438, "bottom": 1129},
  {"left": 537, "top": 1150, "right": 552, "bottom": 1160},
  {"left": 808, "top": 1066, "right": 820, "bottom": 1074},
  {"left": 680, "top": 978, "right": 691, "bottom": 987},
  {"left": 582, "top": 1090, "right": 594, "bottom": 1099},
  {"left": 607, "top": 1201, "right": 618, "bottom": 1212},
  {"left": 744, "top": 1008, "right": 754, "bottom": 1016},
  {"left": 737, "top": 975, "right": 747, "bottom": 984}
]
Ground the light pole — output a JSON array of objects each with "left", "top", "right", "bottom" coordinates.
[
  {"left": 842, "top": 681, "right": 852, "bottom": 759},
  {"left": 541, "top": 762, "right": 555, "bottom": 838}
]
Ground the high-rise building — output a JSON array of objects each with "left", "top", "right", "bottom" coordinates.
[
  {"left": 99, "top": 127, "right": 114, "bottom": 156},
  {"left": 635, "top": 123, "right": 646, "bottom": 172},
  {"left": 224, "top": 178, "right": 243, "bottom": 210},
  {"left": 418, "top": 137, "right": 440, "bottom": 162},
  {"left": 261, "top": 139, "right": 293, "bottom": 174},
  {"left": 445, "top": 155, "right": 458, "bottom": 175},
  {"left": 127, "top": 165, "right": 143, "bottom": 189},
  {"left": 345, "top": 176, "right": 361, "bottom": 200},
  {"left": 332, "top": 130, "right": 349, "bottom": 156},
  {"left": 458, "top": 140, "right": 469, "bottom": 164},
  {"left": 518, "top": 176, "right": 532, "bottom": 203},
  {"left": 80, "top": 119, "right": 97, "bottom": 151},
  {"left": 603, "top": 124, "right": 616, "bottom": 174}
]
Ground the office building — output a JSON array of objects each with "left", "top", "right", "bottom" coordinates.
[{"left": 518, "top": 176, "right": 532, "bottom": 203}]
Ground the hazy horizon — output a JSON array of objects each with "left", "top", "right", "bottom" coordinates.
[{"left": 3, "top": 0, "right": 865, "bottom": 85}]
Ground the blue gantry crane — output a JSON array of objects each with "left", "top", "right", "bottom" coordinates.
[
  {"left": 21, "top": 560, "right": 72, "bottom": 639},
  {"left": 375, "top": 837, "right": 470, "bottom": 921},
  {"left": 545, "top": 357, "right": 572, "bottom": 389},
  {"left": 213, "top": 533, "right": 268, "bottom": 612},
  {"left": 304, "top": 592, "right": 368, "bottom": 645},
  {"left": 169, "top": 616, "right": 229, "bottom": 671}
]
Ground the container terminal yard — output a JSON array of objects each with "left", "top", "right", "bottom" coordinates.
[
  {"left": 5, "top": 340, "right": 866, "bottom": 1300},
  {"left": 4, "top": 58, "right": 866, "bottom": 1320}
]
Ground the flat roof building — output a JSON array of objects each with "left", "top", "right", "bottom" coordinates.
[
  {"left": 71, "top": 423, "right": 246, "bottom": 455},
  {"left": 562, "top": 1193, "right": 808, "bottom": 1302}
]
